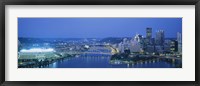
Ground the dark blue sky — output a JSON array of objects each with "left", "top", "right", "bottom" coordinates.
[{"left": 18, "top": 18, "right": 182, "bottom": 38}]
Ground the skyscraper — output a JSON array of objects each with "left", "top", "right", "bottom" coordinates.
[
  {"left": 146, "top": 28, "right": 152, "bottom": 44},
  {"left": 177, "top": 32, "right": 182, "bottom": 54},
  {"left": 155, "top": 30, "right": 165, "bottom": 45},
  {"left": 177, "top": 32, "right": 182, "bottom": 43}
]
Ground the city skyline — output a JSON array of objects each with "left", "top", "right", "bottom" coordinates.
[
  {"left": 18, "top": 18, "right": 182, "bottom": 38},
  {"left": 18, "top": 18, "right": 182, "bottom": 68}
]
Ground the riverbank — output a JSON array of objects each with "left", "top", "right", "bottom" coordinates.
[{"left": 18, "top": 54, "right": 79, "bottom": 68}]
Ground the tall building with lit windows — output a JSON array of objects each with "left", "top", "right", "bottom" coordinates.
[
  {"left": 155, "top": 30, "right": 165, "bottom": 45},
  {"left": 146, "top": 28, "right": 152, "bottom": 44},
  {"left": 170, "top": 40, "right": 178, "bottom": 53},
  {"left": 177, "top": 32, "right": 182, "bottom": 43},
  {"left": 177, "top": 32, "right": 182, "bottom": 54}
]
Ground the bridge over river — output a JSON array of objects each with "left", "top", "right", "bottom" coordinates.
[{"left": 82, "top": 45, "right": 117, "bottom": 56}]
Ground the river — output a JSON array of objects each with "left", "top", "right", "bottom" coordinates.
[{"left": 44, "top": 46, "right": 178, "bottom": 68}]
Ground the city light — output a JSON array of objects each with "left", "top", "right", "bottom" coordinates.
[
  {"left": 18, "top": 18, "right": 182, "bottom": 68},
  {"left": 20, "top": 48, "right": 55, "bottom": 53}
]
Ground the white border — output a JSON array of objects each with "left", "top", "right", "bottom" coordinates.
[{"left": 5, "top": 5, "right": 195, "bottom": 81}]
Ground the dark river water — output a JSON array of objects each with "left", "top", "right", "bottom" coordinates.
[
  {"left": 45, "top": 54, "right": 177, "bottom": 68},
  {"left": 43, "top": 46, "right": 179, "bottom": 68}
]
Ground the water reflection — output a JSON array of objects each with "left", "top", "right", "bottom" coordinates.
[{"left": 45, "top": 54, "right": 177, "bottom": 68}]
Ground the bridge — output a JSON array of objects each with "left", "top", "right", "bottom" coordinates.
[
  {"left": 83, "top": 52, "right": 112, "bottom": 55},
  {"left": 82, "top": 46, "right": 112, "bottom": 56}
]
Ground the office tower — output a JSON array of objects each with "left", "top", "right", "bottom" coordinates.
[
  {"left": 170, "top": 40, "right": 178, "bottom": 53},
  {"left": 155, "top": 30, "right": 165, "bottom": 45},
  {"left": 146, "top": 28, "right": 152, "bottom": 44},
  {"left": 177, "top": 32, "right": 182, "bottom": 54},
  {"left": 130, "top": 39, "right": 141, "bottom": 53},
  {"left": 177, "top": 32, "right": 182, "bottom": 43}
]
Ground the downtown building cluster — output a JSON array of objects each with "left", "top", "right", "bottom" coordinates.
[{"left": 115, "top": 28, "right": 182, "bottom": 55}]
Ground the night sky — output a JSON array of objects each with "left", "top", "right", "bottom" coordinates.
[{"left": 18, "top": 18, "right": 182, "bottom": 38}]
